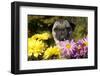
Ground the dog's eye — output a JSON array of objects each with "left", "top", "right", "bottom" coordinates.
[
  {"left": 66, "top": 27, "right": 71, "bottom": 31},
  {"left": 54, "top": 28, "right": 59, "bottom": 32}
]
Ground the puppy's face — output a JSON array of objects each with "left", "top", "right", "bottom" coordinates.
[{"left": 52, "top": 20, "right": 73, "bottom": 41}]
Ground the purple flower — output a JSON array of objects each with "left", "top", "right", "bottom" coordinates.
[
  {"left": 59, "top": 40, "right": 76, "bottom": 58},
  {"left": 76, "top": 37, "right": 88, "bottom": 58},
  {"left": 82, "top": 37, "right": 88, "bottom": 47},
  {"left": 58, "top": 36, "right": 88, "bottom": 59}
]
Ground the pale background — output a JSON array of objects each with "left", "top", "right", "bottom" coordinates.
[{"left": 0, "top": 0, "right": 99, "bottom": 76}]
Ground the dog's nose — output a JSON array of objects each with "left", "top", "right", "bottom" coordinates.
[{"left": 60, "top": 35, "right": 65, "bottom": 41}]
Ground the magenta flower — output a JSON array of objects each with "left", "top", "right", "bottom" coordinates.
[
  {"left": 59, "top": 40, "right": 76, "bottom": 58},
  {"left": 58, "top": 36, "right": 88, "bottom": 59},
  {"left": 76, "top": 37, "right": 88, "bottom": 58},
  {"left": 82, "top": 37, "right": 88, "bottom": 47}
]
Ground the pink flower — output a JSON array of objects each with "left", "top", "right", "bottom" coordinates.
[
  {"left": 59, "top": 40, "right": 76, "bottom": 58},
  {"left": 77, "top": 37, "right": 88, "bottom": 58},
  {"left": 58, "top": 36, "right": 88, "bottom": 59}
]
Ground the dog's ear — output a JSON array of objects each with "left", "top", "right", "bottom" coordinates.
[{"left": 69, "top": 22, "right": 76, "bottom": 31}]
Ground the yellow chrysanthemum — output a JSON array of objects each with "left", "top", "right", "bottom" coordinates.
[
  {"left": 43, "top": 46, "right": 61, "bottom": 59},
  {"left": 28, "top": 38, "right": 45, "bottom": 58},
  {"left": 31, "top": 32, "right": 51, "bottom": 40}
]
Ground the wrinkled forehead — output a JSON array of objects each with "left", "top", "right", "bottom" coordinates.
[{"left": 53, "top": 20, "right": 70, "bottom": 29}]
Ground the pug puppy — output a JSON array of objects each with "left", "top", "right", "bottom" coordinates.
[{"left": 52, "top": 19, "right": 75, "bottom": 45}]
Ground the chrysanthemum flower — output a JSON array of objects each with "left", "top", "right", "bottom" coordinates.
[
  {"left": 28, "top": 38, "right": 46, "bottom": 58},
  {"left": 43, "top": 46, "right": 61, "bottom": 59},
  {"left": 76, "top": 37, "right": 88, "bottom": 58},
  {"left": 82, "top": 37, "right": 88, "bottom": 46},
  {"left": 31, "top": 32, "right": 51, "bottom": 40},
  {"left": 59, "top": 40, "right": 76, "bottom": 58}
]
